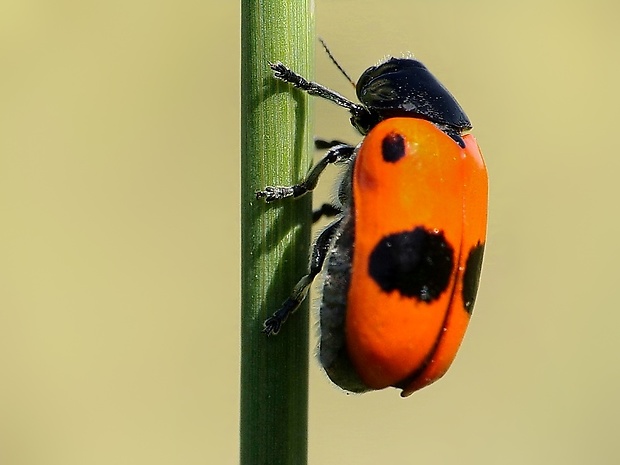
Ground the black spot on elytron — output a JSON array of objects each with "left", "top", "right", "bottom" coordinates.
[
  {"left": 462, "top": 242, "right": 485, "bottom": 314},
  {"left": 381, "top": 132, "right": 406, "bottom": 163},
  {"left": 368, "top": 227, "right": 454, "bottom": 301}
]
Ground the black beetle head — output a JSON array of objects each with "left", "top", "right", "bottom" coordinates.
[{"left": 353, "top": 58, "right": 472, "bottom": 136}]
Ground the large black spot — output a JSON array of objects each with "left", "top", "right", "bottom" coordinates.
[
  {"left": 368, "top": 227, "right": 454, "bottom": 301},
  {"left": 462, "top": 242, "right": 485, "bottom": 314},
  {"left": 381, "top": 132, "right": 406, "bottom": 163}
]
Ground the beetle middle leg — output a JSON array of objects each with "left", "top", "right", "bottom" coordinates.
[{"left": 255, "top": 143, "right": 355, "bottom": 202}]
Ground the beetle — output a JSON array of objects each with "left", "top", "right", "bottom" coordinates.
[{"left": 256, "top": 53, "right": 487, "bottom": 397}]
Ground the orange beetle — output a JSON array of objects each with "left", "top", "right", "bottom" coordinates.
[{"left": 257, "top": 56, "right": 487, "bottom": 397}]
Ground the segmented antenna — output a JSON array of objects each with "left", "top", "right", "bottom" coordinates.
[{"left": 318, "top": 38, "right": 356, "bottom": 88}]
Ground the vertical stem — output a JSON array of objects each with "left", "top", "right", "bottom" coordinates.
[{"left": 240, "top": 1, "right": 314, "bottom": 464}]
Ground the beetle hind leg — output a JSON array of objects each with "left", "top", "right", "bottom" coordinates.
[
  {"left": 263, "top": 274, "right": 314, "bottom": 336},
  {"left": 263, "top": 217, "right": 343, "bottom": 336}
]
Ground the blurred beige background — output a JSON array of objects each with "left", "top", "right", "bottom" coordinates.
[{"left": 1, "top": 0, "right": 619, "bottom": 464}]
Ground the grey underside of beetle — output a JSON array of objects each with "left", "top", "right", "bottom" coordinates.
[{"left": 318, "top": 215, "right": 370, "bottom": 393}]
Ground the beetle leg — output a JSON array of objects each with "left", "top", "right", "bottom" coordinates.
[
  {"left": 255, "top": 144, "right": 355, "bottom": 202},
  {"left": 263, "top": 217, "right": 343, "bottom": 336},
  {"left": 270, "top": 62, "right": 365, "bottom": 114},
  {"left": 314, "top": 138, "right": 351, "bottom": 149},
  {"left": 312, "top": 203, "right": 343, "bottom": 223}
]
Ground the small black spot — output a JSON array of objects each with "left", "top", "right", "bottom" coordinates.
[
  {"left": 462, "top": 242, "right": 485, "bottom": 314},
  {"left": 381, "top": 132, "right": 406, "bottom": 162},
  {"left": 368, "top": 227, "right": 454, "bottom": 301}
]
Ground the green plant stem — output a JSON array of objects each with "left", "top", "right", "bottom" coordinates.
[{"left": 240, "top": 1, "right": 314, "bottom": 464}]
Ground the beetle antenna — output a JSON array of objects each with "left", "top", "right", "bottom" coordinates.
[{"left": 319, "top": 38, "right": 356, "bottom": 88}]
